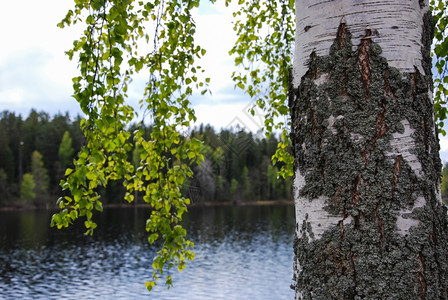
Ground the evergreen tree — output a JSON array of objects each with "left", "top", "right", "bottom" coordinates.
[
  {"left": 0, "top": 123, "right": 14, "bottom": 184},
  {"left": 267, "top": 164, "right": 279, "bottom": 200},
  {"left": 20, "top": 173, "right": 36, "bottom": 204},
  {"left": 40, "top": 0, "right": 448, "bottom": 294},
  {"left": 0, "top": 111, "right": 22, "bottom": 186},
  {"left": 31, "top": 151, "right": 49, "bottom": 206},
  {"left": 229, "top": 178, "right": 238, "bottom": 201},
  {"left": 441, "top": 163, "right": 448, "bottom": 203},
  {"left": 58, "top": 131, "right": 74, "bottom": 168},
  {"left": 0, "top": 169, "right": 9, "bottom": 203},
  {"left": 241, "top": 166, "right": 251, "bottom": 200}
]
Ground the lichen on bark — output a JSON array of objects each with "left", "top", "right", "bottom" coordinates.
[{"left": 290, "top": 16, "right": 448, "bottom": 299}]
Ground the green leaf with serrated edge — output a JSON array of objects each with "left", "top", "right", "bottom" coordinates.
[
  {"left": 432, "top": 0, "right": 448, "bottom": 135},
  {"left": 54, "top": 0, "right": 448, "bottom": 294},
  {"left": 53, "top": 0, "right": 203, "bottom": 292}
]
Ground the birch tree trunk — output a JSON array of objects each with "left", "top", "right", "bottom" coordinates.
[{"left": 290, "top": 0, "right": 448, "bottom": 298}]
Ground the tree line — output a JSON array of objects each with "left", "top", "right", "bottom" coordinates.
[
  {"left": 0, "top": 110, "right": 292, "bottom": 208},
  {"left": 440, "top": 163, "right": 448, "bottom": 203}
]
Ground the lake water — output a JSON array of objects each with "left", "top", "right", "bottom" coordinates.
[{"left": 0, "top": 205, "right": 295, "bottom": 300}]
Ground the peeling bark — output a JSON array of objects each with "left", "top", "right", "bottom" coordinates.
[
  {"left": 291, "top": 1, "right": 448, "bottom": 299},
  {"left": 418, "top": 252, "right": 427, "bottom": 299},
  {"left": 357, "top": 29, "right": 372, "bottom": 98},
  {"left": 293, "top": 0, "right": 429, "bottom": 86}
]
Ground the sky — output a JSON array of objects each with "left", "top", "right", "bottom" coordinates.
[
  {"left": 0, "top": 0, "right": 262, "bottom": 131},
  {"left": 0, "top": 0, "right": 447, "bottom": 162}
]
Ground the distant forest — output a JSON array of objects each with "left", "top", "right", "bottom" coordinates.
[{"left": 0, "top": 110, "right": 292, "bottom": 208}]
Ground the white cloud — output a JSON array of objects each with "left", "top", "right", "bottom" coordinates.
[
  {"left": 194, "top": 101, "right": 264, "bottom": 133},
  {"left": 192, "top": 5, "right": 238, "bottom": 93},
  {"left": 1, "top": 1, "right": 447, "bottom": 164},
  {"left": 0, "top": 0, "right": 82, "bottom": 116},
  {"left": 0, "top": 0, "right": 255, "bottom": 127}
]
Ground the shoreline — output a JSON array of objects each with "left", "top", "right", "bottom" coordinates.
[{"left": 0, "top": 199, "right": 294, "bottom": 212}]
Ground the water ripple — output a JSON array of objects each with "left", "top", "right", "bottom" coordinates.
[{"left": 0, "top": 205, "right": 295, "bottom": 300}]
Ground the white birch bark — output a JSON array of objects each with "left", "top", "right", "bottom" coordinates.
[
  {"left": 291, "top": 0, "right": 446, "bottom": 298},
  {"left": 293, "top": 0, "right": 429, "bottom": 87},
  {"left": 293, "top": 0, "right": 431, "bottom": 247}
]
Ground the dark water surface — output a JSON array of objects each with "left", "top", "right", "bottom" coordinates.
[{"left": 0, "top": 205, "right": 295, "bottom": 300}]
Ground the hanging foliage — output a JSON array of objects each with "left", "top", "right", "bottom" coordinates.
[
  {"left": 50, "top": 0, "right": 207, "bottom": 290},
  {"left": 432, "top": 0, "right": 448, "bottom": 134},
  {"left": 51, "top": 0, "right": 448, "bottom": 292},
  {"left": 229, "top": 0, "right": 295, "bottom": 178}
]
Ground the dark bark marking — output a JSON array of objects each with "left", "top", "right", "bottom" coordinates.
[
  {"left": 311, "top": 107, "right": 317, "bottom": 139},
  {"left": 353, "top": 174, "right": 362, "bottom": 204},
  {"left": 419, "top": 0, "right": 425, "bottom": 9},
  {"left": 375, "top": 110, "right": 387, "bottom": 139},
  {"left": 336, "top": 17, "right": 347, "bottom": 50},
  {"left": 418, "top": 252, "right": 426, "bottom": 299},
  {"left": 338, "top": 210, "right": 350, "bottom": 240},
  {"left": 392, "top": 155, "right": 403, "bottom": 197},
  {"left": 322, "top": 155, "right": 327, "bottom": 182},
  {"left": 338, "top": 219, "right": 346, "bottom": 240},
  {"left": 310, "top": 51, "right": 319, "bottom": 80},
  {"left": 383, "top": 69, "right": 398, "bottom": 105},
  {"left": 291, "top": 14, "right": 448, "bottom": 299},
  {"left": 422, "top": 11, "right": 435, "bottom": 90},
  {"left": 288, "top": 67, "right": 296, "bottom": 116},
  {"left": 362, "top": 109, "right": 386, "bottom": 164},
  {"left": 358, "top": 29, "right": 372, "bottom": 98},
  {"left": 336, "top": 19, "right": 349, "bottom": 96},
  {"left": 362, "top": 149, "right": 368, "bottom": 164}
]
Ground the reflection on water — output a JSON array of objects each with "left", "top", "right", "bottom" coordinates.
[{"left": 0, "top": 205, "right": 295, "bottom": 300}]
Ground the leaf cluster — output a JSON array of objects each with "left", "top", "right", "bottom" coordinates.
[
  {"left": 50, "top": 0, "right": 448, "bottom": 293},
  {"left": 188, "top": 124, "right": 293, "bottom": 202},
  {"left": 431, "top": 0, "right": 448, "bottom": 134},
  {"left": 0, "top": 110, "right": 84, "bottom": 206},
  {"left": 52, "top": 0, "right": 209, "bottom": 290},
  {"left": 228, "top": 0, "right": 295, "bottom": 178}
]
